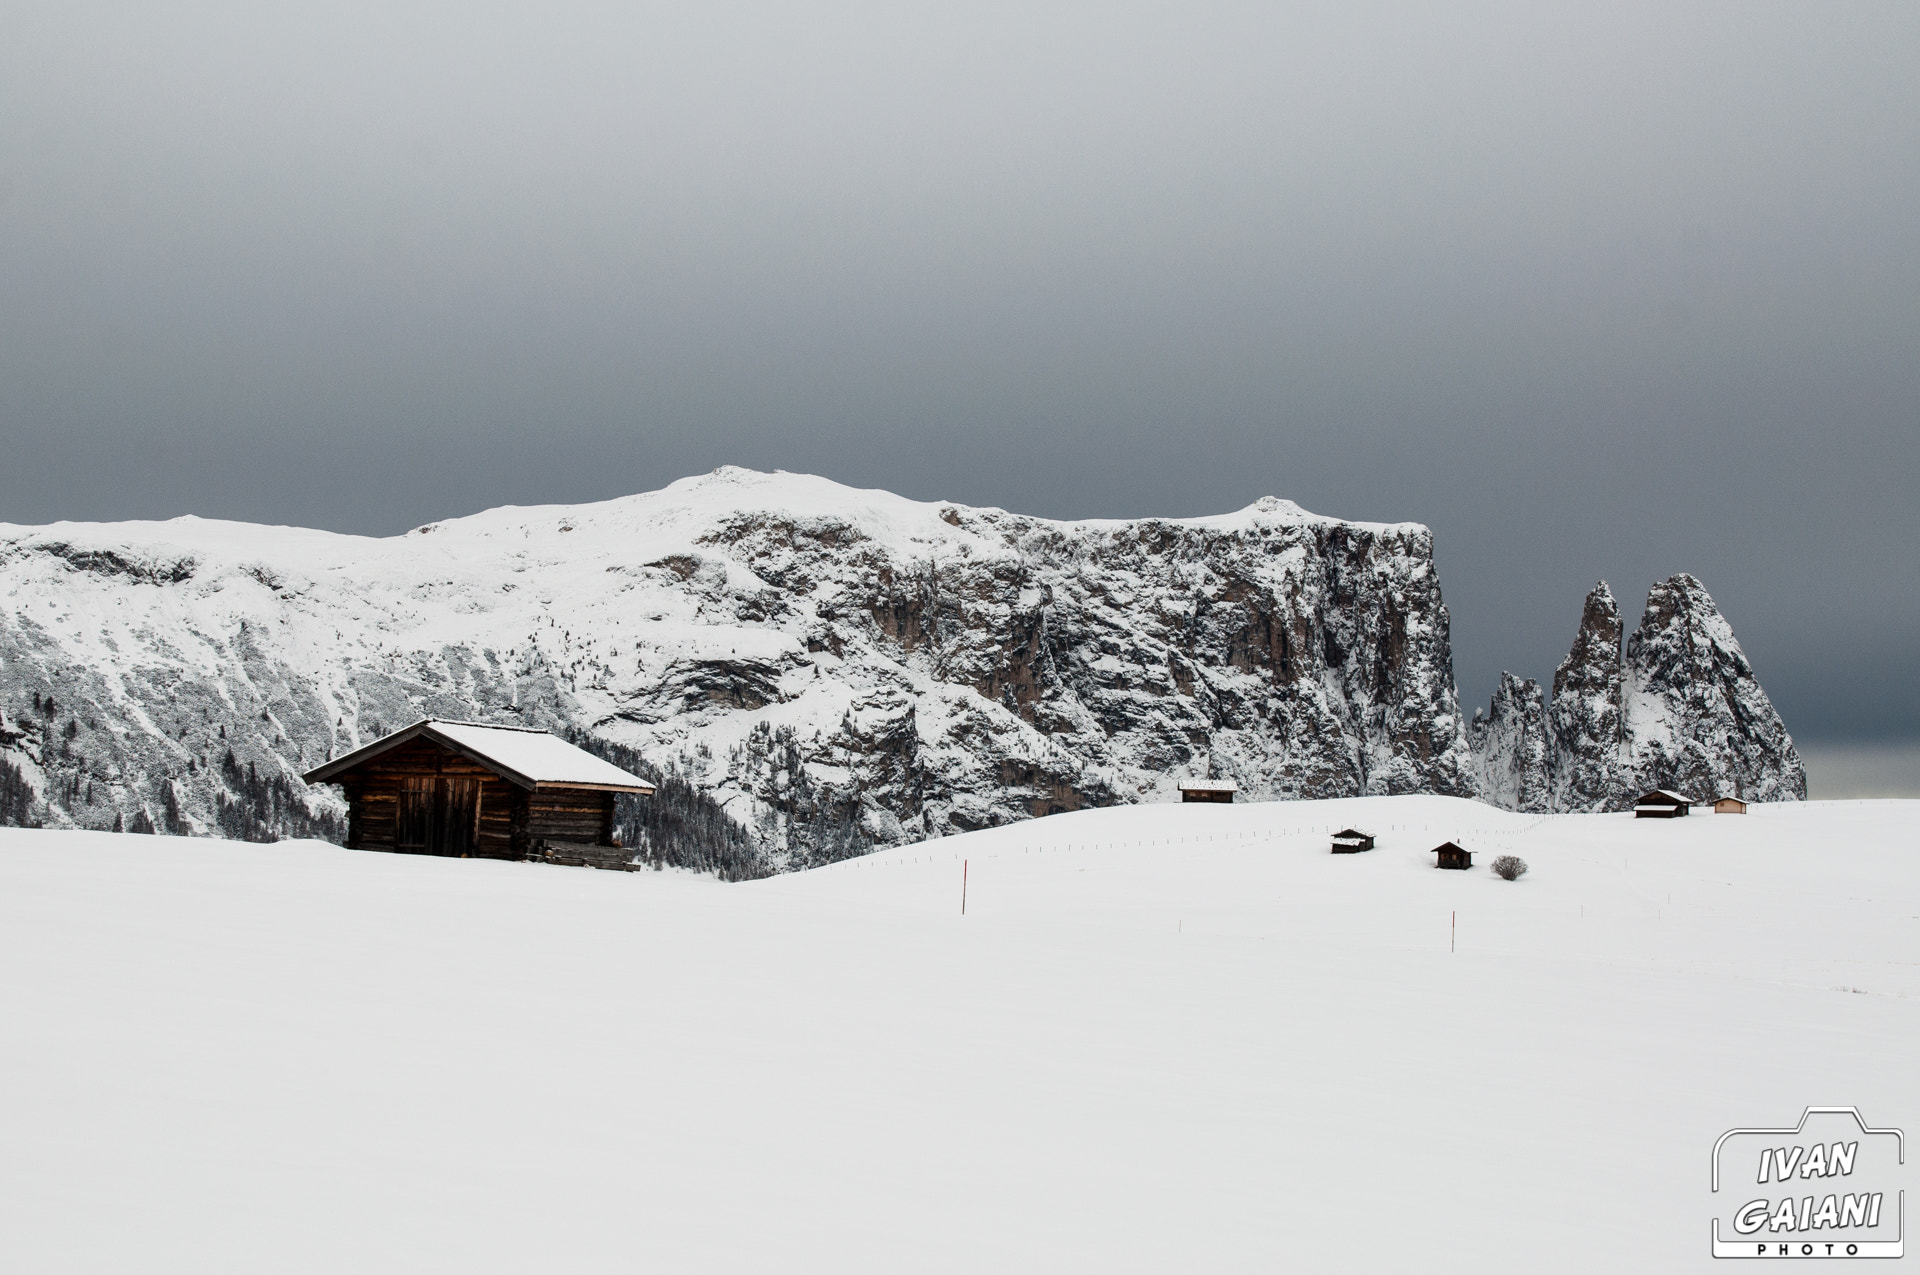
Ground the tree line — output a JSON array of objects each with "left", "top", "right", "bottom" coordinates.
[{"left": 568, "top": 733, "right": 768, "bottom": 880}]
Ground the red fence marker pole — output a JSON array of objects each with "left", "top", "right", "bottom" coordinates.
[{"left": 1451, "top": 909, "right": 1456, "bottom": 953}]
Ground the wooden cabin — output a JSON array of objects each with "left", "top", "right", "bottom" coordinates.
[
  {"left": 1331, "top": 828, "right": 1375, "bottom": 854},
  {"left": 1633, "top": 789, "right": 1691, "bottom": 819},
  {"left": 303, "top": 720, "right": 654, "bottom": 870},
  {"left": 1432, "top": 841, "right": 1472, "bottom": 870},
  {"left": 1179, "top": 779, "right": 1237, "bottom": 804},
  {"left": 1713, "top": 795, "right": 1748, "bottom": 814}
]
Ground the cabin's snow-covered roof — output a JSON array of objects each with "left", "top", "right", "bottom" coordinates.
[
  {"left": 428, "top": 722, "right": 652, "bottom": 790},
  {"left": 1332, "top": 828, "right": 1374, "bottom": 840},
  {"left": 305, "top": 720, "right": 654, "bottom": 792},
  {"left": 1179, "top": 779, "right": 1239, "bottom": 792},
  {"left": 1635, "top": 789, "right": 1692, "bottom": 805}
]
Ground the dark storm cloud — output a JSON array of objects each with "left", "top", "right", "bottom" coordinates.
[{"left": 2, "top": 2, "right": 1916, "bottom": 739}]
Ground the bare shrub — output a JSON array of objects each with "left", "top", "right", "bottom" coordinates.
[{"left": 1490, "top": 855, "right": 1528, "bottom": 881}]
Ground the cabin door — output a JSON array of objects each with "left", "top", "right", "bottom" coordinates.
[
  {"left": 396, "top": 777, "right": 435, "bottom": 854},
  {"left": 437, "top": 779, "right": 480, "bottom": 857},
  {"left": 395, "top": 777, "right": 480, "bottom": 856}
]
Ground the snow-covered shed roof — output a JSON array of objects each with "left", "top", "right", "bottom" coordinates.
[
  {"left": 1332, "top": 828, "right": 1375, "bottom": 841},
  {"left": 1634, "top": 789, "right": 1692, "bottom": 806},
  {"left": 1178, "top": 779, "right": 1239, "bottom": 793},
  {"left": 303, "top": 720, "right": 654, "bottom": 793}
]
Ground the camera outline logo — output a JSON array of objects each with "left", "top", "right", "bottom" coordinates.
[{"left": 1712, "top": 1107, "right": 1904, "bottom": 1259}]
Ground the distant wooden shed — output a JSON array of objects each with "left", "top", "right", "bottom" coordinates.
[
  {"left": 1179, "top": 779, "right": 1237, "bottom": 804},
  {"left": 1432, "top": 841, "right": 1473, "bottom": 870},
  {"left": 1633, "top": 789, "right": 1691, "bottom": 819},
  {"left": 1713, "top": 795, "right": 1748, "bottom": 814},
  {"left": 1331, "top": 828, "right": 1375, "bottom": 854},
  {"left": 303, "top": 720, "right": 654, "bottom": 870}
]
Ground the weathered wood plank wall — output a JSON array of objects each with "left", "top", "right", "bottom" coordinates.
[
  {"left": 340, "top": 738, "right": 520, "bottom": 859},
  {"left": 524, "top": 791, "right": 615, "bottom": 846}
]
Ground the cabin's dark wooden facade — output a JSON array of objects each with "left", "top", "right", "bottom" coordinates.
[
  {"left": 330, "top": 735, "right": 616, "bottom": 860},
  {"left": 1179, "top": 782, "right": 1237, "bottom": 804},
  {"left": 1432, "top": 841, "right": 1473, "bottom": 870},
  {"left": 1331, "top": 828, "right": 1375, "bottom": 854},
  {"left": 304, "top": 722, "right": 650, "bottom": 870},
  {"left": 1633, "top": 790, "right": 1691, "bottom": 819}
]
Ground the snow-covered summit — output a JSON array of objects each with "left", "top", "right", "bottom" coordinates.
[
  {"left": 2, "top": 469, "right": 1378, "bottom": 611},
  {"left": 395, "top": 467, "right": 1394, "bottom": 572}
]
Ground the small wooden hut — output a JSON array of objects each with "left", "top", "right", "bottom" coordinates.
[
  {"left": 1633, "top": 789, "right": 1691, "bottom": 819},
  {"left": 1179, "top": 779, "right": 1237, "bottom": 804},
  {"left": 1331, "top": 828, "right": 1375, "bottom": 854},
  {"left": 1432, "top": 841, "right": 1472, "bottom": 870},
  {"left": 1713, "top": 795, "right": 1748, "bottom": 814},
  {"left": 303, "top": 720, "right": 654, "bottom": 870}
]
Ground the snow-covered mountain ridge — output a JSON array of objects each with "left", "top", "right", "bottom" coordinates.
[{"left": 0, "top": 467, "right": 1800, "bottom": 865}]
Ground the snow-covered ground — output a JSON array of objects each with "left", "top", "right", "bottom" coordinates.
[{"left": 3, "top": 795, "right": 1913, "bottom": 1272}]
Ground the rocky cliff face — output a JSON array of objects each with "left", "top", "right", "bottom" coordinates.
[
  {"left": 0, "top": 469, "right": 1477, "bottom": 869},
  {"left": 1470, "top": 574, "right": 1805, "bottom": 811}
]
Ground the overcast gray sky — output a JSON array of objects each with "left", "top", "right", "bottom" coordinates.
[{"left": 3, "top": 2, "right": 1916, "bottom": 741}]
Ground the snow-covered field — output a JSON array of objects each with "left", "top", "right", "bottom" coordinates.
[{"left": 3, "top": 795, "right": 1914, "bottom": 1272}]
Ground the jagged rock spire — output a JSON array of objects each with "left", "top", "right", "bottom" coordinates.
[
  {"left": 1548, "top": 581, "right": 1626, "bottom": 810},
  {"left": 1622, "top": 573, "right": 1805, "bottom": 803},
  {"left": 1470, "top": 575, "right": 1805, "bottom": 812}
]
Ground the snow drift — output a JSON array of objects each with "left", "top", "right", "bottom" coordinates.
[{"left": 1, "top": 795, "right": 1910, "bottom": 1271}]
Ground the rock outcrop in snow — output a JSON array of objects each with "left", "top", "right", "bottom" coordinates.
[{"left": 1470, "top": 574, "right": 1805, "bottom": 811}]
